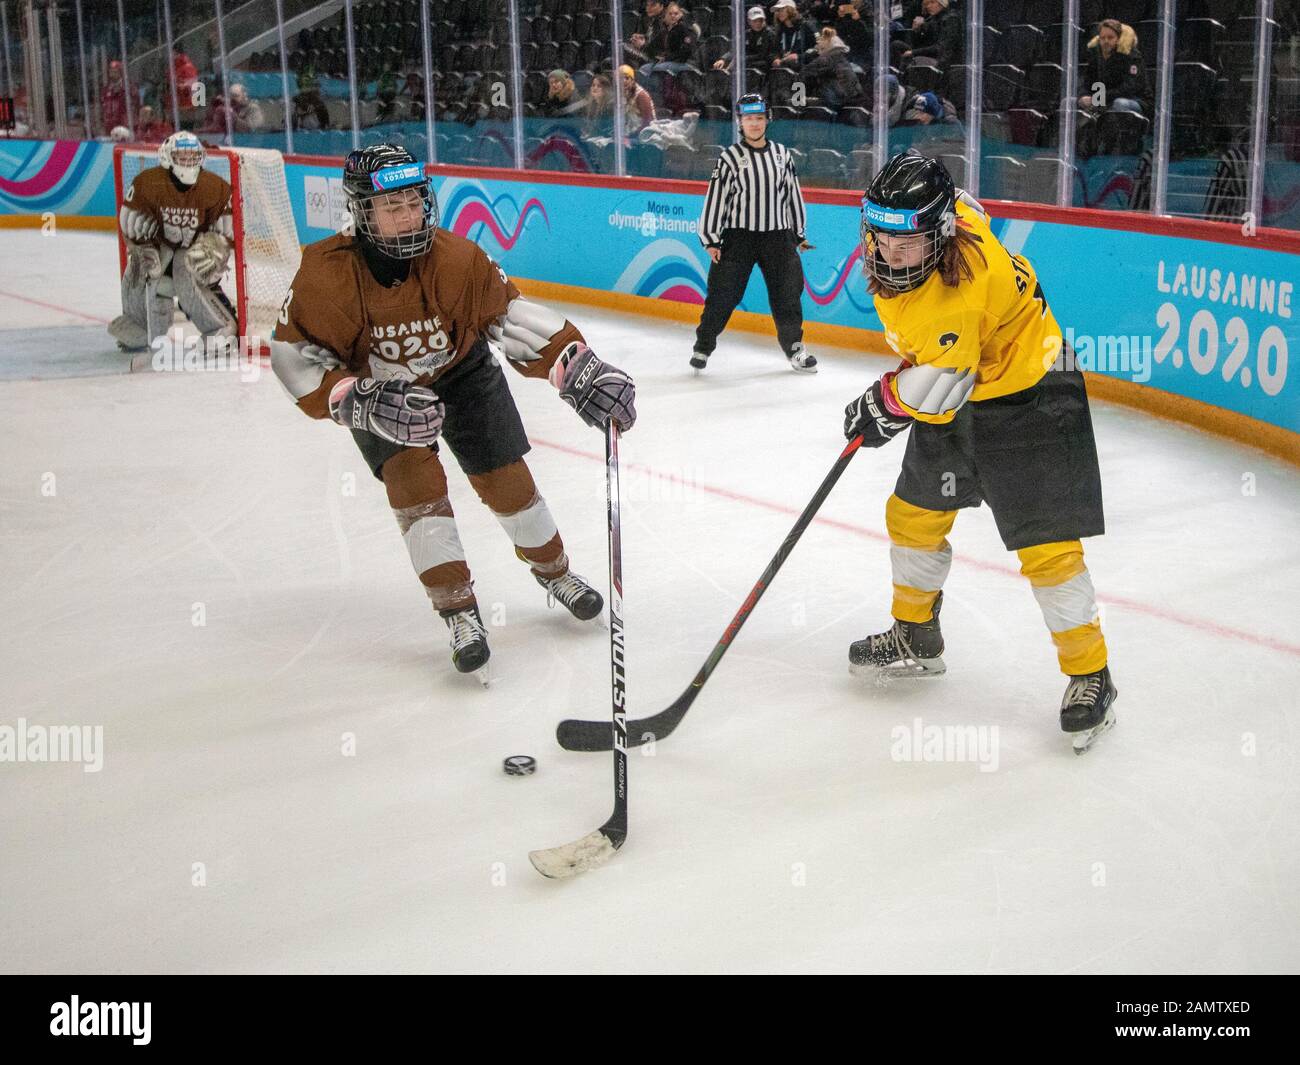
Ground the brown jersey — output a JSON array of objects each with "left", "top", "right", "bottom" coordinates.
[
  {"left": 272, "top": 228, "right": 574, "bottom": 399},
  {"left": 123, "top": 166, "right": 232, "bottom": 251}
]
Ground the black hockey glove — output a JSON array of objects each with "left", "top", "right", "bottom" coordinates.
[
  {"left": 552, "top": 344, "right": 637, "bottom": 432},
  {"left": 844, "top": 371, "right": 912, "bottom": 448},
  {"left": 329, "top": 376, "right": 445, "bottom": 446}
]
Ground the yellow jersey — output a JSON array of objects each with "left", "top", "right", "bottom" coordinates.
[{"left": 874, "top": 200, "right": 1063, "bottom": 424}]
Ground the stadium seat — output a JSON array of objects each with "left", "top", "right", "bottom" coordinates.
[
  {"left": 553, "top": 15, "right": 574, "bottom": 44},
  {"left": 983, "top": 64, "right": 1025, "bottom": 111},
  {"left": 986, "top": 2, "right": 1024, "bottom": 32},
  {"left": 1025, "top": 62, "right": 1063, "bottom": 111},
  {"left": 838, "top": 106, "right": 871, "bottom": 127},
  {"left": 905, "top": 60, "right": 944, "bottom": 94},
  {"left": 983, "top": 25, "right": 1006, "bottom": 65},
  {"left": 1006, "top": 24, "right": 1045, "bottom": 71},
  {"left": 936, "top": 153, "right": 968, "bottom": 186},
  {"left": 1096, "top": 108, "right": 1150, "bottom": 155},
  {"left": 946, "top": 64, "right": 970, "bottom": 112},
  {"left": 1008, "top": 107, "right": 1048, "bottom": 146}
]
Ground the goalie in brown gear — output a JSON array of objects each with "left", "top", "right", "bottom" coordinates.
[
  {"left": 109, "top": 131, "right": 237, "bottom": 351},
  {"left": 269, "top": 143, "right": 636, "bottom": 680}
]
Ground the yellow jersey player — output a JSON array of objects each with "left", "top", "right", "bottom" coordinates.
[
  {"left": 108, "top": 131, "right": 236, "bottom": 351},
  {"left": 843, "top": 151, "right": 1116, "bottom": 753},
  {"left": 269, "top": 144, "right": 635, "bottom": 681}
]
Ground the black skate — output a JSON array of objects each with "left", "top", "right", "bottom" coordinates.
[
  {"left": 536, "top": 570, "right": 604, "bottom": 621},
  {"left": 787, "top": 342, "right": 818, "bottom": 374},
  {"left": 849, "top": 592, "right": 945, "bottom": 680},
  {"left": 1060, "top": 665, "right": 1117, "bottom": 754},
  {"left": 441, "top": 605, "right": 490, "bottom": 683},
  {"left": 690, "top": 348, "right": 711, "bottom": 371}
]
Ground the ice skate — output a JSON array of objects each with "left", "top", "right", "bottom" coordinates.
[
  {"left": 536, "top": 570, "right": 604, "bottom": 622},
  {"left": 690, "top": 348, "right": 711, "bottom": 372},
  {"left": 108, "top": 315, "right": 149, "bottom": 352},
  {"left": 441, "top": 604, "right": 490, "bottom": 684},
  {"left": 849, "top": 592, "right": 945, "bottom": 680},
  {"left": 787, "top": 342, "right": 818, "bottom": 374},
  {"left": 1060, "top": 665, "right": 1117, "bottom": 754}
]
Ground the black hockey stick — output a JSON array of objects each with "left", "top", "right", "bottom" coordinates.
[
  {"left": 555, "top": 434, "right": 865, "bottom": 753},
  {"left": 529, "top": 421, "right": 628, "bottom": 877}
]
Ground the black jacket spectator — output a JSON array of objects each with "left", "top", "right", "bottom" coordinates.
[
  {"left": 646, "top": 13, "right": 698, "bottom": 64},
  {"left": 1084, "top": 22, "right": 1148, "bottom": 112},
  {"left": 721, "top": 26, "right": 779, "bottom": 70},
  {"left": 909, "top": 2, "right": 962, "bottom": 70},
  {"left": 772, "top": 8, "right": 817, "bottom": 68},
  {"left": 801, "top": 31, "right": 867, "bottom": 109},
  {"left": 834, "top": 2, "right": 873, "bottom": 68}
]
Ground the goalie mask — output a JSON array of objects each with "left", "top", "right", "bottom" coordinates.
[
  {"left": 860, "top": 150, "right": 956, "bottom": 293},
  {"left": 159, "top": 131, "right": 206, "bottom": 187},
  {"left": 342, "top": 144, "right": 437, "bottom": 260}
]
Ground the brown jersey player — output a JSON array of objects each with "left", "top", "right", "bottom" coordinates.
[
  {"left": 270, "top": 144, "right": 636, "bottom": 680},
  {"left": 108, "top": 132, "right": 237, "bottom": 351}
]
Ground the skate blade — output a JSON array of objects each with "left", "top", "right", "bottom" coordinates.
[
  {"left": 850, "top": 656, "right": 946, "bottom": 684},
  {"left": 1071, "top": 705, "right": 1116, "bottom": 754}
]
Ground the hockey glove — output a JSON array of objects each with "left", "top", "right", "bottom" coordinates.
[
  {"left": 844, "top": 370, "right": 912, "bottom": 447},
  {"left": 128, "top": 243, "right": 165, "bottom": 281},
  {"left": 186, "top": 232, "right": 232, "bottom": 285},
  {"left": 329, "top": 376, "right": 444, "bottom": 446},
  {"left": 552, "top": 344, "right": 637, "bottom": 432}
]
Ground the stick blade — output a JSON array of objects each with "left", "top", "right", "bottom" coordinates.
[
  {"left": 529, "top": 829, "right": 622, "bottom": 879},
  {"left": 555, "top": 717, "right": 616, "bottom": 753}
]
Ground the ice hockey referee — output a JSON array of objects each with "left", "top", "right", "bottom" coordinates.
[{"left": 692, "top": 92, "right": 815, "bottom": 374}]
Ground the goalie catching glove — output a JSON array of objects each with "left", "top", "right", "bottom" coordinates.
[
  {"left": 328, "top": 376, "right": 445, "bottom": 446},
  {"left": 185, "top": 232, "right": 232, "bottom": 285},
  {"left": 551, "top": 344, "right": 637, "bottom": 432}
]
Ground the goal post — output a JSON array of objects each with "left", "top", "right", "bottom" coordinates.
[{"left": 112, "top": 142, "right": 302, "bottom": 346}]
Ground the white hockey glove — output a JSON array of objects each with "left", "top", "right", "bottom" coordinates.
[
  {"left": 128, "top": 242, "right": 165, "bottom": 281},
  {"left": 186, "top": 232, "right": 233, "bottom": 285}
]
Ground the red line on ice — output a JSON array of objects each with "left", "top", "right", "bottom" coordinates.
[
  {"left": 532, "top": 436, "right": 1300, "bottom": 659},
  {"left": 0, "top": 288, "right": 112, "bottom": 324}
]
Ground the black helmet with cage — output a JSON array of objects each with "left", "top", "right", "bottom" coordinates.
[
  {"left": 341, "top": 143, "right": 438, "bottom": 259},
  {"left": 860, "top": 150, "right": 956, "bottom": 292}
]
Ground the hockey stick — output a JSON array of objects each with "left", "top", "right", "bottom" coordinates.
[
  {"left": 529, "top": 421, "right": 628, "bottom": 878},
  {"left": 555, "top": 434, "right": 865, "bottom": 753}
]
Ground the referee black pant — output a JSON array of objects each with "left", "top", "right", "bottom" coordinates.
[{"left": 695, "top": 228, "right": 805, "bottom": 357}]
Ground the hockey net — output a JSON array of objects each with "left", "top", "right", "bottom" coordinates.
[{"left": 113, "top": 143, "right": 302, "bottom": 345}]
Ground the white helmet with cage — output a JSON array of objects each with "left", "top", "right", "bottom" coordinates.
[{"left": 158, "top": 131, "right": 206, "bottom": 187}]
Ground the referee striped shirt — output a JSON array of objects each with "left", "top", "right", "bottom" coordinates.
[{"left": 698, "top": 140, "right": 807, "bottom": 247}]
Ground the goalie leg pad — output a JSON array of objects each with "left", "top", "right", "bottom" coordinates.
[
  {"left": 121, "top": 256, "right": 176, "bottom": 345},
  {"left": 172, "top": 253, "right": 237, "bottom": 338}
]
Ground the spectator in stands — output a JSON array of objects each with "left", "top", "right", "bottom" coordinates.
[
  {"left": 640, "top": 2, "right": 699, "bottom": 90},
  {"left": 202, "top": 82, "right": 264, "bottom": 134},
  {"left": 626, "top": 0, "right": 667, "bottom": 67},
  {"left": 541, "top": 70, "right": 586, "bottom": 118},
  {"left": 771, "top": 1, "right": 817, "bottom": 70},
  {"left": 584, "top": 73, "right": 615, "bottom": 135},
  {"left": 134, "top": 104, "right": 173, "bottom": 142},
  {"left": 834, "top": 0, "right": 873, "bottom": 71},
  {"left": 400, "top": 72, "right": 427, "bottom": 122},
  {"left": 229, "top": 85, "right": 264, "bottom": 131},
  {"left": 902, "top": 0, "right": 961, "bottom": 71},
  {"left": 171, "top": 52, "right": 200, "bottom": 110},
  {"left": 620, "top": 64, "right": 657, "bottom": 133},
  {"left": 1081, "top": 19, "right": 1147, "bottom": 116},
  {"left": 101, "top": 60, "right": 130, "bottom": 135},
  {"left": 896, "top": 89, "right": 958, "bottom": 126},
  {"left": 800, "top": 28, "right": 867, "bottom": 110},
  {"left": 714, "top": 8, "right": 778, "bottom": 73},
  {"left": 293, "top": 73, "right": 330, "bottom": 131}
]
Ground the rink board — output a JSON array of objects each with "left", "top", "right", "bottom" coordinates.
[{"left": 2, "top": 138, "right": 1297, "bottom": 436}]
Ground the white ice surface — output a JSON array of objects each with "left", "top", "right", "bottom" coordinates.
[{"left": 1, "top": 230, "right": 1298, "bottom": 973}]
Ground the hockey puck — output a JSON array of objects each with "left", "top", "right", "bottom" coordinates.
[{"left": 503, "top": 755, "right": 537, "bottom": 777}]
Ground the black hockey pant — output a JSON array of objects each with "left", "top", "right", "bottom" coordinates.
[{"left": 695, "top": 228, "right": 805, "bottom": 356}]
